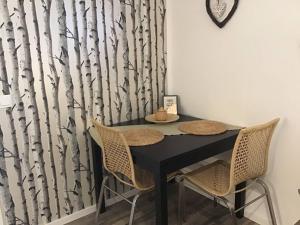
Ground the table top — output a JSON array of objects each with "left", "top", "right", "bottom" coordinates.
[{"left": 115, "top": 115, "right": 240, "bottom": 172}]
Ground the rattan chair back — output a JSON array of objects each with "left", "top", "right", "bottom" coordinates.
[
  {"left": 92, "top": 120, "right": 138, "bottom": 188},
  {"left": 229, "top": 118, "right": 279, "bottom": 190}
]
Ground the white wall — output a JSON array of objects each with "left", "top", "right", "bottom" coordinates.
[{"left": 167, "top": 0, "right": 300, "bottom": 224}]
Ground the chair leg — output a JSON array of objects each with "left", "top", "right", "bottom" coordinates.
[
  {"left": 228, "top": 205, "right": 238, "bottom": 225},
  {"left": 128, "top": 194, "right": 140, "bottom": 225},
  {"left": 213, "top": 196, "right": 218, "bottom": 208},
  {"left": 257, "top": 179, "right": 277, "bottom": 225},
  {"left": 178, "top": 180, "right": 185, "bottom": 225},
  {"left": 95, "top": 176, "right": 109, "bottom": 222}
]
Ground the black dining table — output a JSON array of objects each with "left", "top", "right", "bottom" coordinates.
[{"left": 91, "top": 114, "right": 246, "bottom": 225}]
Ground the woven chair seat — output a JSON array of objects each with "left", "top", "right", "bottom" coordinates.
[
  {"left": 134, "top": 165, "right": 154, "bottom": 190},
  {"left": 135, "top": 165, "right": 179, "bottom": 190},
  {"left": 185, "top": 160, "right": 231, "bottom": 197}
]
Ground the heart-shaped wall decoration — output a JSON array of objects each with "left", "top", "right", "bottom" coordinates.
[
  {"left": 212, "top": 1, "right": 227, "bottom": 19},
  {"left": 206, "top": 0, "right": 239, "bottom": 28}
]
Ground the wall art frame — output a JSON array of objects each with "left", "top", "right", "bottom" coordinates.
[{"left": 163, "top": 95, "right": 178, "bottom": 114}]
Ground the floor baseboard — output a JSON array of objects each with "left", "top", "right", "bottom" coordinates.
[
  {"left": 46, "top": 189, "right": 138, "bottom": 225},
  {"left": 47, "top": 205, "right": 96, "bottom": 225}
]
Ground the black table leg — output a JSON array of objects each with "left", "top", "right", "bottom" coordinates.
[
  {"left": 154, "top": 166, "right": 168, "bottom": 225},
  {"left": 91, "top": 135, "right": 105, "bottom": 213},
  {"left": 235, "top": 181, "right": 246, "bottom": 218}
]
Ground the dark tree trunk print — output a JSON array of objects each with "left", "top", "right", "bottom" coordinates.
[
  {"left": 101, "top": 0, "right": 113, "bottom": 125},
  {"left": 154, "top": 0, "right": 159, "bottom": 109},
  {"left": 109, "top": 0, "right": 122, "bottom": 123},
  {"left": 0, "top": 126, "right": 16, "bottom": 225},
  {"left": 71, "top": 0, "right": 93, "bottom": 205},
  {"left": 160, "top": 0, "right": 167, "bottom": 101},
  {"left": 55, "top": 0, "right": 84, "bottom": 211},
  {"left": 130, "top": 0, "right": 140, "bottom": 118},
  {"left": 90, "top": 0, "right": 105, "bottom": 124},
  {"left": 79, "top": 1, "right": 95, "bottom": 204},
  {"left": 116, "top": 0, "right": 134, "bottom": 187},
  {"left": 0, "top": 38, "right": 28, "bottom": 225},
  {"left": 41, "top": 0, "right": 73, "bottom": 215},
  {"left": 30, "top": 0, "right": 60, "bottom": 218},
  {"left": 137, "top": 0, "right": 147, "bottom": 117},
  {"left": 15, "top": 1, "right": 51, "bottom": 222},
  {"left": 79, "top": 0, "right": 94, "bottom": 122},
  {"left": 145, "top": 0, "right": 154, "bottom": 114},
  {"left": 0, "top": 1, "right": 39, "bottom": 224},
  {"left": 119, "top": 0, "right": 133, "bottom": 121}
]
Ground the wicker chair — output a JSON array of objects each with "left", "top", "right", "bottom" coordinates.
[
  {"left": 92, "top": 120, "right": 177, "bottom": 225},
  {"left": 177, "top": 118, "right": 280, "bottom": 225}
]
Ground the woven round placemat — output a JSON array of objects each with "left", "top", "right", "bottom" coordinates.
[
  {"left": 178, "top": 120, "right": 227, "bottom": 135},
  {"left": 122, "top": 128, "right": 164, "bottom": 146}
]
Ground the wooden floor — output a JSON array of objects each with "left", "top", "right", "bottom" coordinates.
[{"left": 67, "top": 185, "right": 259, "bottom": 225}]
